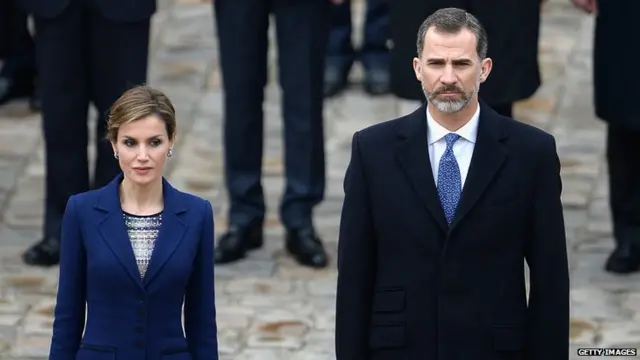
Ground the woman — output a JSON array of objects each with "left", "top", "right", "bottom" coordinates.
[{"left": 48, "top": 85, "right": 219, "bottom": 360}]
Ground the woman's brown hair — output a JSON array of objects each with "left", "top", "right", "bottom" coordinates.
[{"left": 106, "top": 84, "right": 177, "bottom": 142}]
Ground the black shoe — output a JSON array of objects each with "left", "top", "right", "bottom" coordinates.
[
  {"left": 604, "top": 243, "right": 640, "bottom": 274},
  {"left": 285, "top": 226, "right": 328, "bottom": 268},
  {"left": 22, "top": 237, "right": 60, "bottom": 267},
  {"left": 324, "top": 65, "right": 350, "bottom": 98},
  {"left": 363, "top": 67, "right": 390, "bottom": 96},
  {"left": 214, "top": 223, "right": 263, "bottom": 264}
]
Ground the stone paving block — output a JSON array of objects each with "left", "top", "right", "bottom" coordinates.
[
  {"left": 572, "top": 288, "right": 628, "bottom": 321},
  {"left": 247, "top": 309, "right": 310, "bottom": 350},
  {"left": 216, "top": 306, "right": 255, "bottom": 329},
  {"left": 301, "top": 331, "right": 334, "bottom": 354},
  {"left": 8, "top": 333, "right": 49, "bottom": 360},
  {"left": 598, "top": 321, "right": 640, "bottom": 348},
  {"left": 227, "top": 348, "right": 292, "bottom": 360},
  {"left": 569, "top": 317, "right": 598, "bottom": 346},
  {"left": 218, "top": 328, "right": 242, "bottom": 355},
  {"left": 0, "top": 315, "right": 21, "bottom": 343},
  {"left": 225, "top": 278, "right": 293, "bottom": 295},
  {"left": 311, "top": 310, "right": 335, "bottom": 332}
]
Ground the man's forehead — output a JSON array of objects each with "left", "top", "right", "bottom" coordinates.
[{"left": 423, "top": 27, "right": 478, "bottom": 56}]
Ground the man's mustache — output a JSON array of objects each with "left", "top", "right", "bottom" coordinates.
[{"left": 434, "top": 85, "right": 464, "bottom": 95}]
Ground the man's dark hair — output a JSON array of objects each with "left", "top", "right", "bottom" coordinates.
[{"left": 416, "top": 8, "right": 488, "bottom": 59}]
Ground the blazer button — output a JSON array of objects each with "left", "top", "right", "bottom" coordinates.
[
  {"left": 134, "top": 340, "right": 145, "bottom": 348},
  {"left": 137, "top": 309, "right": 145, "bottom": 317},
  {"left": 135, "top": 325, "right": 144, "bottom": 333}
]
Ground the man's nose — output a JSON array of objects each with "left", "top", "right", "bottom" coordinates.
[{"left": 440, "top": 64, "right": 457, "bottom": 84}]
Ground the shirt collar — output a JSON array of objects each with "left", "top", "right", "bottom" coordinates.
[{"left": 426, "top": 104, "right": 480, "bottom": 146}]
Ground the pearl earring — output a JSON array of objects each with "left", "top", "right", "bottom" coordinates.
[
  {"left": 167, "top": 148, "right": 173, "bottom": 158},
  {"left": 113, "top": 152, "right": 119, "bottom": 159}
]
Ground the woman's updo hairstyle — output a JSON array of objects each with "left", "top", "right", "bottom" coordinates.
[{"left": 106, "top": 84, "right": 177, "bottom": 143}]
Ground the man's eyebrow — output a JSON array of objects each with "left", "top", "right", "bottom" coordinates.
[{"left": 424, "top": 57, "right": 474, "bottom": 65}]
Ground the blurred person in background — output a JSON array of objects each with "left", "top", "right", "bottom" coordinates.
[
  {"left": 213, "top": 0, "right": 342, "bottom": 269},
  {"left": 572, "top": 0, "right": 640, "bottom": 274},
  {"left": 0, "top": 0, "right": 39, "bottom": 109},
  {"left": 324, "top": 0, "right": 390, "bottom": 97},
  {"left": 20, "top": 0, "right": 154, "bottom": 266},
  {"left": 387, "top": 0, "right": 543, "bottom": 118}
]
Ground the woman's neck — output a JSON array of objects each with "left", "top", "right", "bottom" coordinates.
[{"left": 119, "top": 177, "right": 164, "bottom": 215}]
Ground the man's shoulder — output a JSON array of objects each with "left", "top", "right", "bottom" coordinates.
[
  {"left": 499, "top": 115, "right": 557, "bottom": 153},
  {"left": 354, "top": 112, "right": 413, "bottom": 147}
]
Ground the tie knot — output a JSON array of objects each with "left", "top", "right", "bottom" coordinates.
[{"left": 444, "top": 133, "right": 461, "bottom": 148}]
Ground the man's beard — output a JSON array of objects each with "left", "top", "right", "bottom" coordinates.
[{"left": 423, "top": 78, "right": 481, "bottom": 114}]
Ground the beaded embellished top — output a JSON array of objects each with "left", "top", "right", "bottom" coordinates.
[{"left": 123, "top": 211, "right": 163, "bottom": 278}]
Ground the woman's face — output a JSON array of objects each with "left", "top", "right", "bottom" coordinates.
[{"left": 112, "top": 115, "right": 173, "bottom": 187}]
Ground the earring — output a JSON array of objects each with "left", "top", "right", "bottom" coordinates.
[
  {"left": 167, "top": 148, "right": 173, "bottom": 158},
  {"left": 113, "top": 152, "right": 119, "bottom": 159}
]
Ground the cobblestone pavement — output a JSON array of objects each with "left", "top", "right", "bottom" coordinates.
[{"left": 0, "top": 0, "right": 639, "bottom": 359}]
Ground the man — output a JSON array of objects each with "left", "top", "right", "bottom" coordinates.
[
  {"left": 213, "top": 0, "right": 342, "bottom": 268},
  {"left": 387, "top": 0, "right": 543, "bottom": 118},
  {"left": 0, "top": 0, "right": 39, "bottom": 109},
  {"left": 324, "top": 0, "right": 390, "bottom": 97},
  {"left": 20, "top": 0, "right": 153, "bottom": 266},
  {"left": 335, "top": 8, "right": 569, "bottom": 359},
  {"left": 572, "top": 0, "right": 640, "bottom": 273}
]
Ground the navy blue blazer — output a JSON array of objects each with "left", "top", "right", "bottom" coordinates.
[{"left": 49, "top": 174, "right": 218, "bottom": 360}]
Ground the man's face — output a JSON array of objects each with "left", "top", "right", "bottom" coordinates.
[{"left": 413, "top": 27, "right": 492, "bottom": 114}]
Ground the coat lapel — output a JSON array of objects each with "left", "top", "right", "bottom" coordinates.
[
  {"left": 394, "top": 101, "right": 509, "bottom": 233},
  {"left": 94, "top": 174, "right": 188, "bottom": 290},
  {"left": 449, "top": 101, "right": 508, "bottom": 231},
  {"left": 143, "top": 178, "right": 187, "bottom": 287},
  {"left": 95, "top": 175, "right": 145, "bottom": 290},
  {"left": 395, "top": 104, "right": 448, "bottom": 233}
]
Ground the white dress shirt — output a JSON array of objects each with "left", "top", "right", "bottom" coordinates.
[{"left": 427, "top": 105, "right": 480, "bottom": 189}]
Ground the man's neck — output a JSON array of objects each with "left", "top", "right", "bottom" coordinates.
[{"left": 428, "top": 99, "right": 479, "bottom": 132}]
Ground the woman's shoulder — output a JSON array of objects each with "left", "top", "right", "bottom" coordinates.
[
  {"left": 169, "top": 184, "right": 212, "bottom": 212},
  {"left": 66, "top": 188, "right": 103, "bottom": 210}
]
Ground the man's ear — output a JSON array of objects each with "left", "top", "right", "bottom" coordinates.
[
  {"left": 479, "top": 57, "right": 493, "bottom": 83},
  {"left": 412, "top": 57, "right": 422, "bottom": 82}
]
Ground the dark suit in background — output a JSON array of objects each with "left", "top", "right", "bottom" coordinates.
[
  {"left": 388, "top": 0, "right": 541, "bottom": 117},
  {"left": 592, "top": 0, "right": 640, "bottom": 273},
  {"left": 0, "top": 0, "right": 38, "bottom": 107},
  {"left": 335, "top": 102, "right": 569, "bottom": 359},
  {"left": 213, "top": 0, "right": 330, "bottom": 268},
  {"left": 324, "top": 0, "right": 390, "bottom": 97},
  {"left": 20, "top": 0, "right": 153, "bottom": 266}
]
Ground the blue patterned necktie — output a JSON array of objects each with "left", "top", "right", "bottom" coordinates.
[{"left": 437, "top": 133, "right": 462, "bottom": 225}]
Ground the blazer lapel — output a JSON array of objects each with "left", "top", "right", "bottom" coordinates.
[
  {"left": 95, "top": 174, "right": 145, "bottom": 290},
  {"left": 449, "top": 101, "right": 508, "bottom": 231},
  {"left": 395, "top": 104, "right": 448, "bottom": 233},
  {"left": 143, "top": 178, "right": 187, "bottom": 287}
]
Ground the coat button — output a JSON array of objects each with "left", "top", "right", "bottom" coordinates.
[
  {"left": 137, "top": 309, "right": 145, "bottom": 317},
  {"left": 135, "top": 325, "right": 144, "bottom": 333},
  {"left": 134, "top": 340, "right": 145, "bottom": 348}
]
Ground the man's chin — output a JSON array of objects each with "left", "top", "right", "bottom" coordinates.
[{"left": 431, "top": 99, "right": 467, "bottom": 114}]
